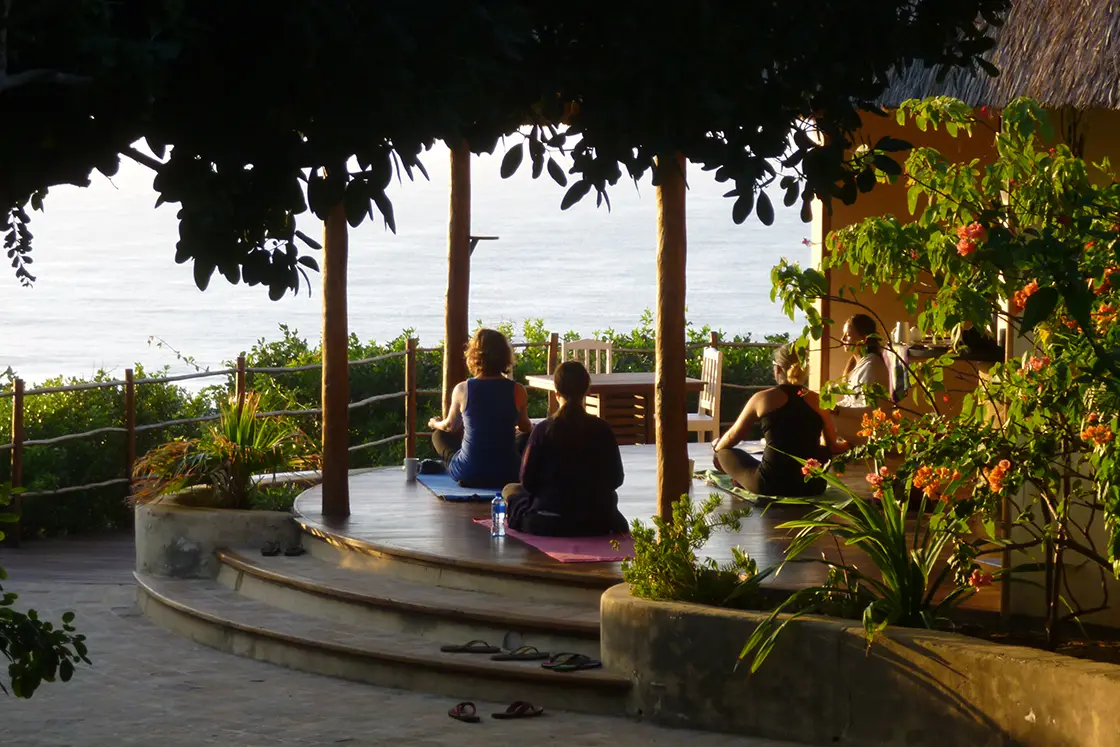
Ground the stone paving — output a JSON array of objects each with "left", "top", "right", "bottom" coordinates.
[{"left": 0, "top": 536, "right": 801, "bottom": 747}]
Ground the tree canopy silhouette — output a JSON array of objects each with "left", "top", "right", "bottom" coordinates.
[{"left": 1, "top": 0, "right": 1008, "bottom": 294}]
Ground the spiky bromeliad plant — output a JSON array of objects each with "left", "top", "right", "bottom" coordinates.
[
  {"left": 132, "top": 393, "right": 318, "bottom": 510},
  {"left": 738, "top": 458, "right": 986, "bottom": 673}
]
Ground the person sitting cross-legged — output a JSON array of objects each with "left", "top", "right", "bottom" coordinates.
[
  {"left": 713, "top": 344, "right": 848, "bottom": 499},
  {"left": 830, "top": 313, "right": 893, "bottom": 445},
  {"left": 428, "top": 328, "right": 532, "bottom": 488},
  {"left": 503, "top": 361, "right": 629, "bottom": 537}
]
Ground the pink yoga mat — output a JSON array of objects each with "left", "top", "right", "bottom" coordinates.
[{"left": 473, "top": 519, "right": 634, "bottom": 563}]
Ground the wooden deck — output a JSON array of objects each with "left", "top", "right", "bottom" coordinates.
[{"left": 294, "top": 443, "right": 997, "bottom": 612}]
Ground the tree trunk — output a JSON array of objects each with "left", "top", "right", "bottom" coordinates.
[
  {"left": 442, "top": 143, "right": 472, "bottom": 414},
  {"left": 655, "top": 154, "right": 688, "bottom": 523},
  {"left": 321, "top": 203, "right": 350, "bottom": 518}
]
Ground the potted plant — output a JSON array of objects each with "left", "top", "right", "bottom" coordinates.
[
  {"left": 132, "top": 393, "right": 319, "bottom": 578},
  {"left": 132, "top": 393, "right": 318, "bottom": 509}
]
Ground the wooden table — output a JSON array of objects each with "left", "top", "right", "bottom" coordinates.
[{"left": 526, "top": 372, "right": 704, "bottom": 445}]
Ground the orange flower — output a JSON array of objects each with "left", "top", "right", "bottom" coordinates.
[
  {"left": 969, "top": 569, "right": 994, "bottom": 590},
  {"left": 957, "top": 222, "right": 987, "bottom": 242},
  {"left": 1011, "top": 280, "right": 1039, "bottom": 313},
  {"left": 985, "top": 460, "right": 1012, "bottom": 493},
  {"left": 1028, "top": 355, "right": 1050, "bottom": 372},
  {"left": 801, "top": 458, "right": 822, "bottom": 476},
  {"left": 1093, "top": 304, "right": 1118, "bottom": 333},
  {"left": 859, "top": 409, "right": 898, "bottom": 440},
  {"left": 1081, "top": 424, "right": 1114, "bottom": 447},
  {"left": 912, "top": 465, "right": 960, "bottom": 501},
  {"left": 957, "top": 238, "right": 977, "bottom": 257}
]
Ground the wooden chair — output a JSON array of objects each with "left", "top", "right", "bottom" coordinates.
[
  {"left": 560, "top": 339, "right": 613, "bottom": 374},
  {"left": 687, "top": 346, "right": 723, "bottom": 442}
]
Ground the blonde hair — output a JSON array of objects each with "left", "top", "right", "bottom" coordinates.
[
  {"left": 773, "top": 344, "right": 808, "bottom": 386},
  {"left": 465, "top": 328, "right": 513, "bottom": 377}
]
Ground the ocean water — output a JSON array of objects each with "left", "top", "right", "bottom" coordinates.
[{"left": 0, "top": 144, "right": 809, "bottom": 386}]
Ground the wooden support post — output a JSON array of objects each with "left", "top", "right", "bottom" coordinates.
[
  {"left": 10, "top": 378, "right": 23, "bottom": 546},
  {"left": 709, "top": 331, "right": 721, "bottom": 348},
  {"left": 236, "top": 354, "right": 247, "bottom": 413},
  {"left": 124, "top": 369, "right": 136, "bottom": 494},
  {"left": 655, "top": 154, "right": 688, "bottom": 523},
  {"left": 321, "top": 202, "right": 351, "bottom": 519},
  {"left": 405, "top": 337, "right": 418, "bottom": 459},
  {"left": 546, "top": 332, "right": 560, "bottom": 415},
  {"left": 442, "top": 143, "right": 472, "bottom": 416}
]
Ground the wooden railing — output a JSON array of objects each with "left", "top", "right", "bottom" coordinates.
[{"left": 1, "top": 332, "right": 778, "bottom": 543}]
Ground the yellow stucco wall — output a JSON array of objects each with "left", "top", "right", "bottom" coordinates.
[{"left": 809, "top": 114, "right": 999, "bottom": 399}]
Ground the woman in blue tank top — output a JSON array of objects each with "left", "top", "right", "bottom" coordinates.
[{"left": 428, "top": 329, "right": 532, "bottom": 487}]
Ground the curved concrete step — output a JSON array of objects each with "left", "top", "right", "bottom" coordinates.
[
  {"left": 136, "top": 572, "right": 628, "bottom": 715},
  {"left": 297, "top": 530, "right": 609, "bottom": 605},
  {"left": 216, "top": 548, "right": 600, "bottom": 656}
]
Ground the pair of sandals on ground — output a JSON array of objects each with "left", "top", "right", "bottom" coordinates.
[{"left": 442, "top": 640, "right": 600, "bottom": 723}]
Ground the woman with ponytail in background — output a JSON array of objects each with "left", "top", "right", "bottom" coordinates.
[
  {"left": 713, "top": 345, "right": 848, "bottom": 498},
  {"left": 503, "top": 360, "right": 628, "bottom": 537}
]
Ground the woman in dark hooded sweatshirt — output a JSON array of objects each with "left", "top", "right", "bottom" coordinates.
[{"left": 503, "top": 361, "right": 628, "bottom": 537}]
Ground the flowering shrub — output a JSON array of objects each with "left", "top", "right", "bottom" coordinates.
[{"left": 773, "top": 96, "right": 1120, "bottom": 648}]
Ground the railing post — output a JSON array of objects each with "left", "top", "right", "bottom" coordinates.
[
  {"left": 236, "top": 354, "right": 247, "bottom": 412},
  {"left": 10, "top": 378, "right": 23, "bottom": 546},
  {"left": 124, "top": 369, "right": 136, "bottom": 495},
  {"left": 709, "top": 331, "right": 721, "bottom": 348},
  {"left": 546, "top": 332, "right": 559, "bottom": 415},
  {"left": 405, "top": 338, "right": 417, "bottom": 459}
]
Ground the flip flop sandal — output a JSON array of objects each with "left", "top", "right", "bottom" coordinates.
[
  {"left": 260, "top": 542, "right": 281, "bottom": 557},
  {"left": 448, "top": 702, "right": 480, "bottom": 723},
  {"left": 491, "top": 645, "right": 550, "bottom": 662},
  {"left": 440, "top": 639, "right": 501, "bottom": 654},
  {"left": 283, "top": 546, "right": 307, "bottom": 557},
  {"left": 543, "top": 653, "right": 602, "bottom": 672},
  {"left": 492, "top": 701, "right": 544, "bottom": 719}
]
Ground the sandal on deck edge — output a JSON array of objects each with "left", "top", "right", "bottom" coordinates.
[
  {"left": 492, "top": 701, "right": 544, "bottom": 719},
  {"left": 491, "top": 645, "right": 550, "bottom": 661},
  {"left": 440, "top": 639, "right": 501, "bottom": 654},
  {"left": 448, "top": 702, "right": 481, "bottom": 723},
  {"left": 542, "top": 652, "right": 602, "bottom": 672}
]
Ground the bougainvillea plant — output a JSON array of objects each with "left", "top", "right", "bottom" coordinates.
[{"left": 773, "top": 97, "right": 1120, "bottom": 648}]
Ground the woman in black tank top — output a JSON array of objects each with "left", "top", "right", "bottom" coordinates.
[{"left": 712, "top": 345, "right": 848, "bottom": 499}]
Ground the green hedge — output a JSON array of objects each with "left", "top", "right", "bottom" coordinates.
[{"left": 0, "top": 316, "right": 786, "bottom": 537}]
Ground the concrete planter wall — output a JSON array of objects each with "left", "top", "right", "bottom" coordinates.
[
  {"left": 600, "top": 584, "right": 1120, "bottom": 747},
  {"left": 135, "top": 502, "right": 298, "bottom": 579}
]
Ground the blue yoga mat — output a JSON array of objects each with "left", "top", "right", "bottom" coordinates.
[{"left": 416, "top": 473, "right": 503, "bottom": 502}]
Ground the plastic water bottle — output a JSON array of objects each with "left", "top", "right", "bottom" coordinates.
[{"left": 491, "top": 492, "right": 506, "bottom": 538}]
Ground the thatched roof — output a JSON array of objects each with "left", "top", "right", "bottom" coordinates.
[{"left": 880, "top": 0, "right": 1120, "bottom": 110}]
